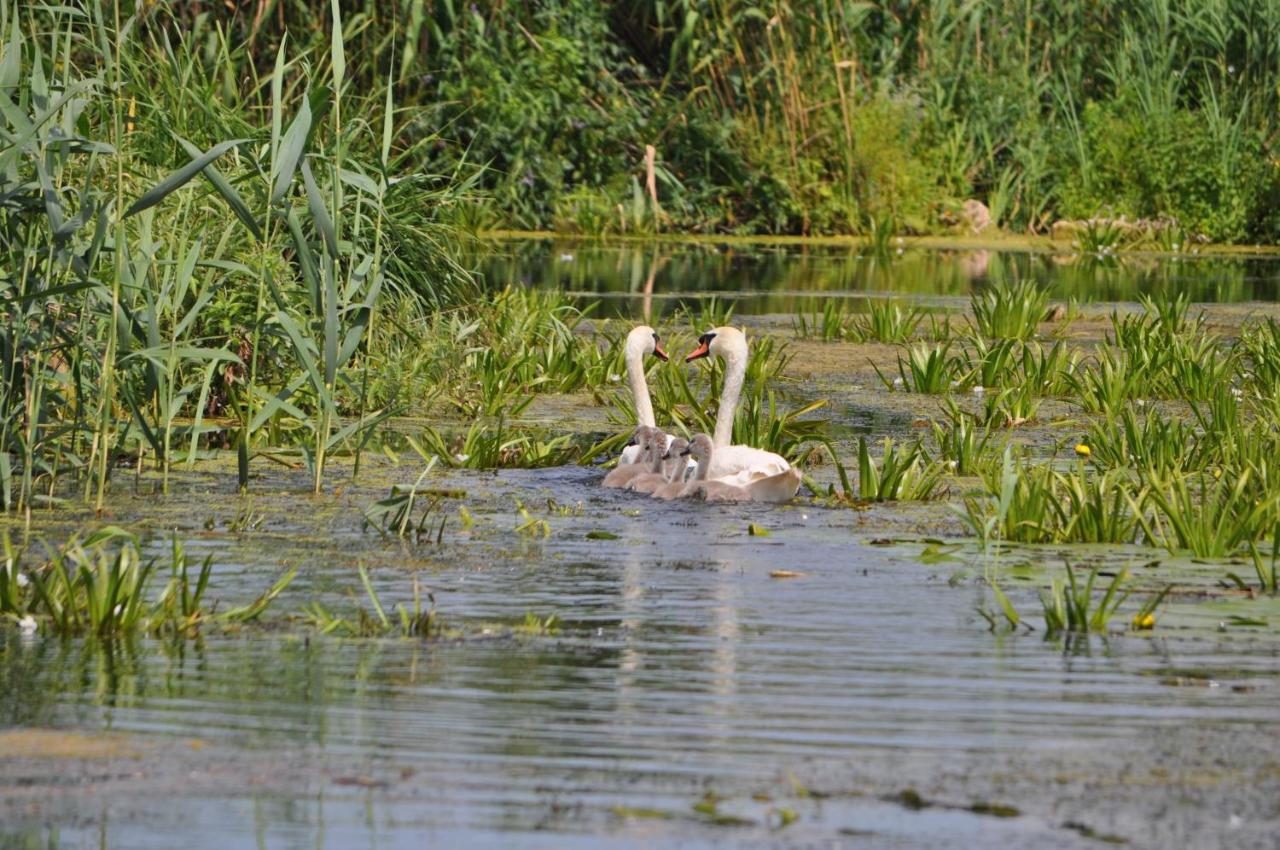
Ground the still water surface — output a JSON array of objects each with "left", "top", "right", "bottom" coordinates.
[{"left": 475, "top": 238, "right": 1280, "bottom": 316}]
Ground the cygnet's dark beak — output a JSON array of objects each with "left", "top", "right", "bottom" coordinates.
[
  {"left": 626, "top": 437, "right": 637, "bottom": 447},
  {"left": 680, "top": 447, "right": 692, "bottom": 456}
]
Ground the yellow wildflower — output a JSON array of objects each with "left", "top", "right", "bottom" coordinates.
[
  {"left": 1074, "top": 443, "right": 1091, "bottom": 458},
  {"left": 1132, "top": 612, "right": 1155, "bottom": 630}
]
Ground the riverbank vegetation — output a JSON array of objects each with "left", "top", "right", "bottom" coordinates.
[{"left": 149, "top": 0, "right": 1280, "bottom": 242}]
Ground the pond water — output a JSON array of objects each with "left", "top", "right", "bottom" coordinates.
[
  {"left": 475, "top": 238, "right": 1280, "bottom": 316},
  {"left": 3, "top": 242, "right": 1279, "bottom": 850}
]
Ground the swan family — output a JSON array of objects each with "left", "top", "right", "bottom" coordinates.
[{"left": 603, "top": 325, "right": 801, "bottom": 503}]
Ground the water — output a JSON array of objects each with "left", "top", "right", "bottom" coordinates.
[
  {"left": 3, "top": 243, "right": 1280, "bottom": 849},
  {"left": 474, "top": 238, "right": 1280, "bottom": 316}
]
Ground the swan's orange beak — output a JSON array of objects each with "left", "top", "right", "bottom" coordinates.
[
  {"left": 685, "top": 340, "right": 711, "bottom": 362},
  {"left": 651, "top": 342, "right": 669, "bottom": 361}
]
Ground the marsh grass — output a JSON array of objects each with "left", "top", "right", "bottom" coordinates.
[
  {"left": 955, "top": 338, "right": 1017, "bottom": 391},
  {"left": 1067, "top": 348, "right": 1151, "bottom": 414},
  {"left": 929, "top": 401, "right": 1001, "bottom": 476},
  {"left": 969, "top": 280, "right": 1047, "bottom": 341},
  {"left": 1040, "top": 563, "right": 1130, "bottom": 635},
  {"left": 1239, "top": 316, "right": 1280, "bottom": 395},
  {"left": 1139, "top": 470, "right": 1279, "bottom": 558},
  {"left": 855, "top": 437, "right": 945, "bottom": 502},
  {"left": 1099, "top": 293, "right": 1236, "bottom": 403},
  {"left": 0, "top": 0, "right": 474, "bottom": 508},
  {"left": 792, "top": 300, "right": 852, "bottom": 342},
  {"left": 961, "top": 450, "right": 1139, "bottom": 546},
  {"left": 362, "top": 457, "right": 447, "bottom": 540},
  {"left": 849, "top": 299, "right": 927, "bottom": 343},
  {"left": 876, "top": 342, "right": 957, "bottom": 394},
  {"left": 303, "top": 565, "right": 438, "bottom": 638},
  {"left": 1245, "top": 534, "right": 1280, "bottom": 595},
  {"left": 416, "top": 423, "right": 578, "bottom": 470},
  {"left": 515, "top": 501, "right": 552, "bottom": 538},
  {"left": 2, "top": 528, "right": 292, "bottom": 636},
  {"left": 1016, "top": 341, "right": 1080, "bottom": 397},
  {"left": 1085, "top": 408, "right": 1204, "bottom": 476},
  {"left": 678, "top": 297, "right": 735, "bottom": 334},
  {"left": 956, "top": 338, "right": 1077, "bottom": 398},
  {"left": 961, "top": 451, "right": 1057, "bottom": 545},
  {"left": 1072, "top": 220, "right": 1131, "bottom": 256},
  {"left": 978, "top": 385, "right": 1042, "bottom": 428},
  {"left": 1055, "top": 467, "right": 1145, "bottom": 544}
]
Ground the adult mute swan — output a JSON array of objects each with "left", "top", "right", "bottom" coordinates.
[
  {"left": 680, "top": 434, "right": 799, "bottom": 503},
  {"left": 619, "top": 326, "right": 668, "bottom": 465},
  {"left": 684, "top": 326, "right": 800, "bottom": 499}
]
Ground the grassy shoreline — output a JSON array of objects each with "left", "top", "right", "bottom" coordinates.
[{"left": 480, "top": 229, "right": 1280, "bottom": 260}]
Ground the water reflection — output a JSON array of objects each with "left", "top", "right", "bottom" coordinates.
[{"left": 475, "top": 239, "right": 1280, "bottom": 316}]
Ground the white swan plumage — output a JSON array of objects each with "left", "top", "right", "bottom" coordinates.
[
  {"left": 679, "top": 433, "right": 799, "bottom": 503},
  {"left": 684, "top": 326, "right": 800, "bottom": 498},
  {"left": 618, "top": 325, "right": 668, "bottom": 465}
]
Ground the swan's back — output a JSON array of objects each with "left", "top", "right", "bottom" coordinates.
[
  {"left": 742, "top": 467, "right": 802, "bottom": 502},
  {"left": 694, "top": 480, "right": 752, "bottom": 503},
  {"left": 709, "top": 444, "right": 791, "bottom": 484}
]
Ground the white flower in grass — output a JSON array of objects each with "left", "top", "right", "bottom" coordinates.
[
  {"left": 17, "top": 615, "right": 37, "bottom": 634},
  {"left": 608, "top": 373, "right": 621, "bottom": 383},
  {"left": 15, "top": 572, "right": 28, "bottom": 588},
  {"left": 972, "top": 385, "right": 985, "bottom": 395},
  {"left": 455, "top": 454, "right": 470, "bottom": 463},
  {"left": 892, "top": 377, "right": 904, "bottom": 389}
]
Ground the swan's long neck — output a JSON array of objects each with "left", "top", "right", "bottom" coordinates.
[
  {"left": 714, "top": 343, "right": 747, "bottom": 448},
  {"left": 648, "top": 440, "right": 665, "bottom": 473},
  {"left": 626, "top": 342, "right": 656, "bottom": 428},
  {"left": 693, "top": 449, "right": 712, "bottom": 481},
  {"left": 663, "top": 452, "right": 679, "bottom": 481}
]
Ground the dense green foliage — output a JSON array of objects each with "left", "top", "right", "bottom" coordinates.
[
  {"left": 180, "top": 0, "right": 1280, "bottom": 241},
  {"left": 0, "top": 0, "right": 476, "bottom": 506}
]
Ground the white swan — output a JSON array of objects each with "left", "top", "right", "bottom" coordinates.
[
  {"left": 650, "top": 437, "right": 691, "bottom": 500},
  {"left": 680, "top": 434, "right": 800, "bottom": 503},
  {"left": 684, "top": 326, "right": 800, "bottom": 498},
  {"left": 619, "top": 325, "right": 668, "bottom": 465},
  {"left": 603, "top": 425, "right": 654, "bottom": 489}
]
